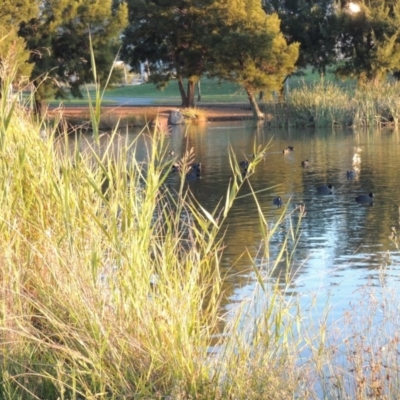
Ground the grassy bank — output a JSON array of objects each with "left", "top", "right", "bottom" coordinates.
[
  {"left": 3, "top": 71, "right": 400, "bottom": 399},
  {"left": 266, "top": 79, "right": 400, "bottom": 128},
  {"left": 1, "top": 75, "right": 304, "bottom": 398}
]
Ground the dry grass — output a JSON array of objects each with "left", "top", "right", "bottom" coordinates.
[
  {"left": 2, "top": 50, "right": 400, "bottom": 399},
  {"left": 263, "top": 80, "right": 400, "bottom": 128}
]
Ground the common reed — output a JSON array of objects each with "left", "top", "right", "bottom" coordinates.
[
  {"left": 0, "top": 65, "right": 304, "bottom": 398},
  {"left": 264, "top": 80, "right": 400, "bottom": 128},
  {"left": 2, "top": 52, "right": 400, "bottom": 399}
]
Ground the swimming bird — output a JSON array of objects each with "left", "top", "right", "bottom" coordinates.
[
  {"left": 282, "top": 148, "right": 290, "bottom": 154},
  {"left": 355, "top": 193, "right": 374, "bottom": 203},
  {"left": 185, "top": 172, "right": 199, "bottom": 182},
  {"left": 191, "top": 162, "right": 201, "bottom": 170},
  {"left": 171, "top": 163, "right": 180, "bottom": 172},
  {"left": 346, "top": 170, "right": 356, "bottom": 180},
  {"left": 190, "top": 162, "right": 202, "bottom": 176},
  {"left": 301, "top": 159, "right": 310, "bottom": 167},
  {"left": 185, "top": 163, "right": 202, "bottom": 181},
  {"left": 287, "top": 146, "right": 294, "bottom": 151},
  {"left": 317, "top": 184, "right": 334, "bottom": 195},
  {"left": 239, "top": 160, "right": 249, "bottom": 168},
  {"left": 273, "top": 196, "right": 283, "bottom": 208}
]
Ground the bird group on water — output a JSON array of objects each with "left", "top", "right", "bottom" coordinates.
[
  {"left": 239, "top": 146, "right": 374, "bottom": 209},
  {"left": 171, "top": 159, "right": 202, "bottom": 181},
  {"left": 169, "top": 149, "right": 204, "bottom": 181},
  {"left": 170, "top": 145, "right": 374, "bottom": 208},
  {"left": 299, "top": 155, "right": 374, "bottom": 205}
]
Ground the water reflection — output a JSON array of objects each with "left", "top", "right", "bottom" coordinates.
[{"left": 76, "top": 123, "right": 400, "bottom": 320}]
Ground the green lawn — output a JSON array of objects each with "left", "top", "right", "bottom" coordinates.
[
  {"left": 103, "top": 71, "right": 349, "bottom": 102},
  {"left": 100, "top": 78, "right": 249, "bottom": 105},
  {"left": 290, "top": 65, "right": 355, "bottom": 87},
  {"left": 49, "top": 69, "right": 356, "bottom": 107}
]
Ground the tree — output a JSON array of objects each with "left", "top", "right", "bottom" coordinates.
[
  {"left": 208, "top": 0, "right": 299, "bottom": 119},
  {"left": 263, "top": 0, "right": 340, "bottom": 76},
  {"left": 0, "top": 29, "right": 34, "bottom": 89},
  {"left": 19, "top": 0, "right": 127, "bottom": 114},
  {"left": 0, "top": 0, "right": 39, "bottom": 90},
  {"left": 121, "top": 0, "right": 216, "bottom": 108},
  {"left": 335, "top": 0, "right": 400, "bottom": 84},
  {"left": 0, "top": 0, "right": 38, "bottom": 26}
]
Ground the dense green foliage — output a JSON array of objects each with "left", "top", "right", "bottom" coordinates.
[
  {"left": 122, "top": 0, "right": 217, "bottom": 108},
  {"left": 0, "top": 0, "right": 38, "bottom": 85},
  {"left": 263, "top": 0, "right": 339, "bottom": 75},
  {"left": 265, "top": 0, "right": 400, "bottom": 84},
  {"left": 208, "top": 0, "right": 299, "bottom": 118},
  {"left": 336, "top": 0, "right": 400, "bottom": 84},
  {"left": 18, "top": 0, "right": 127, "bottom": 113}
]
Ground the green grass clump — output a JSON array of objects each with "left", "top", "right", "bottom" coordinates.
[
  {"left": 287, "top": 81, "right": 353, "bottom": 127},
  {"left": 264, "top": 79, "right": 400, "bottom": 128}
]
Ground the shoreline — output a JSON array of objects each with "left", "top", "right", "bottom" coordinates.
[{"left": 48, "top": 103, "right": 255, "bottom": 123}]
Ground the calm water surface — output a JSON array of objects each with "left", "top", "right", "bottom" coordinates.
[{"left": 87, "top": 122, "right": 400, "bottom": 322}]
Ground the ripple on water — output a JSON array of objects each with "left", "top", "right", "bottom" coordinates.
[{"left": 122, "top": 124, "right": 400, "bottom": 319}]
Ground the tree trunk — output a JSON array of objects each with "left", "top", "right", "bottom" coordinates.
[
  {"left": 34, "top": 94, "right": 43, "bottom": 118},
  {"left": 278, "top": 75, "right": 291, "bottom": 101},
  {"left": 31, "top": 81, "right": 46, "bottom": 117},
  {"left": 178, "top": 76, "right": 188, "bottom": 107},
  {"left": 186, "top": 79, "right": 196, "bottom": 108},
  {"left": 178, "top": 76, "right": 197, "bottom": 107},
  {"left": 246, "top": 88, "right": 264, "bottom": 120},
  {"left": 285, "top": 76, "right": 290, "bottom": 98},
  {"left": 197, "top": 80, "right": 202, "bottom": 102}
]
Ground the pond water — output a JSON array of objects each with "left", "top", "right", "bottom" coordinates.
[
  {"left": 83, "top": 122, "right": 400, "bottom": 324},
  {"left": 181, "top": 122, "right": 400, "bottom": 319}
]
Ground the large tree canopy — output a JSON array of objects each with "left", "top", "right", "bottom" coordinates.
[
  {"left": 335, "top": 0, "right": 400, "bottom": 84},
  {"left": 263, "top": 0, "right": 339, "bottom": 75},
  {"left": 122, "top": 0, "right": 298, "bottom": 113},
  {"left": 264, "top": 0, "right": 400, "bottom": 85},
  {"left": 0, "top": 0, "right": 39, "bottom": 87},
  {"left": 122, "top": 0, "right": 216, "bottom": 108},
  {"left": 209, "top": 0, "right": 299, "bottom": 119},
  {"left": 19, "top": 0, "right": 127, "bottom": 113},
  {"left": 0, "top": 0, "right": 38, "bottom": 25},
  {"left": 0, "top": 28, "right": 34, "bottom": 88}
]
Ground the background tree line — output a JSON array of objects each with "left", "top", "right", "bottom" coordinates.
[{"left": 1, "top": 0, "right": 400, "bottom": 118}]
